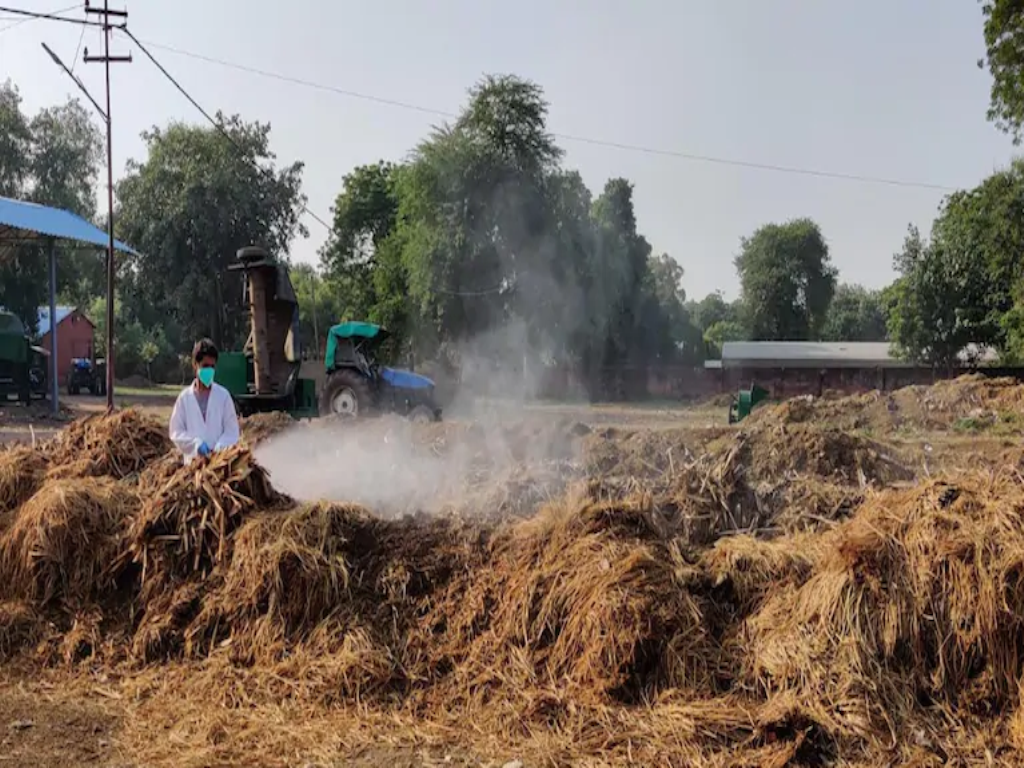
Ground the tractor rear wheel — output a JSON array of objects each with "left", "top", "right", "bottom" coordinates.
[{"left": 319, "top": 368, "right": 372, "bottom": 419}]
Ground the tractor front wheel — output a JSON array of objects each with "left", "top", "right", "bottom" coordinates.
[{"left": 319, "top": 369, "right": 372, "bottom": 419}]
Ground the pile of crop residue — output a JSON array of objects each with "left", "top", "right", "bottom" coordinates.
[
  {"left": 239, "top": 411, "right": 298, "bottom": 446},
  {"left": 751, "top": 373, "right": 1024, "bottom": 435},
  {"left": 7, "top": 407, "right": 1024, "bottom": 764},
  {"left": 583, "top": 419, "right": 913, "bottom": 537}
]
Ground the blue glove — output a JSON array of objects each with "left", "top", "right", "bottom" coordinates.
[{"left": 197, "top": 441, "right": 211, "bottom": 457}]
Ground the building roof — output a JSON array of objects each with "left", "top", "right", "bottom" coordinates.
[
  {"left": 0, "top": 197, "right": 138, "bottom": 257},
  {"left": 720, "top": 341, "right": 999, "bottom": 369},
  {"left": 722, "top": 341, "right": 896, "bottom": 367},
  {"left": 721, "top": 341, "right": 915, "bottom": 369},
  {"left": 36, "top": 306, "right": 79, "bottom": 337}
]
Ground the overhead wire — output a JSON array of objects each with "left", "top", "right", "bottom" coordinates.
[
  {"left": 122, "top": 28, "right": 508, "bottom": 297},
  {"left": 121, "top": 27, "right": 331, "bottom": 232},
  {"left": 17, "top": 16, "right": 951, "bottom": 297},
  {"left": 70, "top": 15, "right": 86, "bottom": 74},
  {"left": 131, "top": 36, "right": 956, "bottom": 193},
  {"left": 5, "top": 6, "right": 957, "bottom": 192},
  {"left": 0, "top": 4, "right": 101, "bottom": 31}
]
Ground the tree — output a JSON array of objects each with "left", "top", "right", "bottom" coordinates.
[
  {"left": 0, "top": 80, "right": 31, "bottom": 197},
  {"left": 704, "top": 320, "right": 747, "bottom": 355},
  {"left": 980, "top": 0, "right": 1024, "bottom": 143},
  {"left": 319, "top": 74, "right": 699, "bottom": 396},
  {"left": 116, "top": 114, "right": 306, "bottom": 357},
  {"left": 319, "top": 161, "right": 402, "bottom": 320},
  {"left": 887, "top": 226, "right": 986, "bottom": 367},
  {"left": 735, "top": 218, "right": 836, "bottom": 341},
  {"left": 0, "top": 85, "right": 103, "bottom": 332},
  {"left": 820, "top": 284, "right": 888, "bottom": 342},
  {"left": 30, "top": 99, "right": 105, "bottom": 307}
]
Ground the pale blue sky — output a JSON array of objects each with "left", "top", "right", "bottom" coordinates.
[{"left": 0, "top": 1, "right": 1015, "bottom": 300}]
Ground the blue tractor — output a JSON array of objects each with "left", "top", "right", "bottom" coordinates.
[{"left": 319, "top": 321, "right": 441, "bottom": 422}]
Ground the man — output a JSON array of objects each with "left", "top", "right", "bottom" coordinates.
[{"left": 169, "top": 338, "right": 240, "bottom": 463}]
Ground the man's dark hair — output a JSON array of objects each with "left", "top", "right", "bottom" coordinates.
[{"left": 192, "top": 338, "right": 219, "bottom": 364}]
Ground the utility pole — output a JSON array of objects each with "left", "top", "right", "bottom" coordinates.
[
  {"left": 84, "top": 0, "right": 130, "bottom": 411},
  {"left": 310, "top": 270, "right": 320, "bottom": 360}
]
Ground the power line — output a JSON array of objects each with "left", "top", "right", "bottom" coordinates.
[
  {"left": 122, "top": 28, "right": 331, "bottom": 232},
  {"left": 0, "top": 4, "right": 103, "bottom": 30},
  {"left": 130, "top": 36, "right": 956, "bottom": 193},
  {"left": 70, "top": 19, "right": 86, "bottom": 74},
  {"left": 126, "top": 30, "right": 506, "bottom": 298},
  {"left": 0, "top": 2, "right": 81, "bottom": 34}
]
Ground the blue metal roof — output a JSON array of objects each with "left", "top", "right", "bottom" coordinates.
[
  {"left": 0, "top": 196, "right": 138, "bottom": 255},
  {"left": 37, "top": 306, "right": 78, "bottom": 337}
]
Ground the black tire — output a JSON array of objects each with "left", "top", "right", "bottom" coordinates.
[
  {"left": 319, "top": 368, "right": 373, "bottom": 418},
  {"left": 407, "top": 404, "right": 438, "bottom": 423},
  {"left": 68, "top": 383, "right": 78, "bottom": 396}
]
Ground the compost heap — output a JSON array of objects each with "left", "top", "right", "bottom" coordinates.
[{"left": 2, "top": 396, "right": 1024, "bottom": 767}]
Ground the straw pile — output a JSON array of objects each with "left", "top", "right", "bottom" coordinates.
[
  {"left": 0, "top": 599, "right": 43, "bottom": 660},
  {"left": 0, "top": 443, "right": 49, "bottom": 516},
  {"left": 186, "top": 501, "right": 367, "bottom": 660},
  {"left": 128, "top": 446, "right": 285, "bottom": 594},
  {"left": 0, "top": 477, "right": 136, "bottom": 605},
  {"left": 44, "top": 408, "right": 171, "bottom": 479},
  {"left": 240, "top": 411, "right": 297, "bottom": 446},
  {"left": 6, "top": 391, "right": 1024, "bottom": 764},
  {"left": 742, "top": 472, "right": 1024, "bottom": 750},
  {"left": 411, "top": 490, "right": 715, "bottom": 719},
  {"left": 751, "top": 373, "right": 1024, "bottom": 435}
]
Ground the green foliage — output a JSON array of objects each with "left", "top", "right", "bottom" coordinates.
[
  {"left": 319, "top": 161, "right": 402, "bottom": 320},
  {"left": 886, "top": 159, "right": 1024, "bottom": 366},
  {"left": 820, "top": 283, "right": 888, "bottom": 342},
  {"left": 735, "top": 218, "right": 836, "bottom": 341},
  {"left": 886, "top": 226, "right": 986, "bottom": 367},
  {"left": 318, "top": 75, "right": 701, "bottom": 396},
  {"left": 89, "top": 296, "right": 174, "bottom": 381},
  {"left": 704, "top": 320, "right": 748, "bottom": 356},
  {"left": 981, "top": 0, "right": 1024, "bottom": 143},
  {"left": 0, "top": 82, "right": 104, "bottom": 333},
  {"left": 115, "top": 114, "right": 307, "bottom": 358}
]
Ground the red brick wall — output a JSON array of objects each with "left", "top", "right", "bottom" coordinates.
[{"left": 39, "top": 311, "right": 95, "bottom": 383}]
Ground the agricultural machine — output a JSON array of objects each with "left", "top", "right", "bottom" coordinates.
[
  {"left": 0, "top": 311, "right": 35, "bottom": 404},
  {"left": 217, "top": 247, "right": 441, "bottom": 422},
  {"left": 728, "top": 383, "right": 769, "bottom": 424},
  {"left": 67, "top": 357, "right": 107, "bottom": 396}
]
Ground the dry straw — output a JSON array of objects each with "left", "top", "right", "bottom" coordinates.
[{"left": 4, "top": 385, "right": 1024, "bottom": 764}]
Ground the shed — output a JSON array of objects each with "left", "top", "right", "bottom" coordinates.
[
  {"left": 720, "top": 341, "right": 913, "bottom": 369},
  {"left": 36, "top": 306, "right": 95, "bottom": 383}
]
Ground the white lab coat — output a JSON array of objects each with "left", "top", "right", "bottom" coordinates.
[{"left": 169, "top": 381, "right": 241, "bottom": 463}]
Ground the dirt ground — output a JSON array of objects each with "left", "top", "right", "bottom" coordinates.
[{"left": 0, "top": 388, "right": 178, "bottom": 446}]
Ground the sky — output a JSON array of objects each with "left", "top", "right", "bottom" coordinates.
[{"left": 0, "top": 0, "right": 1017, "bottom": 301}]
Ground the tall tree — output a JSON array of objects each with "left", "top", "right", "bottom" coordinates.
[
  {"left": 886, "top": 226, "right": 987, "bottom": 367},
  {"left": 29, "top": 99, "right": 104, "bottom": 308},
  {"left": 0, "top": 80, "right": 31, "bottom": 197},
  {"left": 399, "top": 75, "right": 563, "bottom": 356},
  {"left": 735, "top": 218, "right": 836, "bottom": 340},
  {"left": 981, "top": 0, "right": 1024, "bottom": 143},
  {"left": 0, "top": 87, "right": 104, "bottom": 331},
  {"left": 319, "top": 161, "right": 402, "bottom": 320},
  {"left": 116, "top": 114, "right": 306, "bottom": 356}
]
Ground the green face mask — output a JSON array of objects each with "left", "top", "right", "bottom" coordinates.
[{"left": 197, "top": 366, "right": 215, "bottom": 387}]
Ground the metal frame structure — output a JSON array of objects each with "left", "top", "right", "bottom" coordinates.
[{"left": 0, "top": 197, "right": 137, "bottom": 414}]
